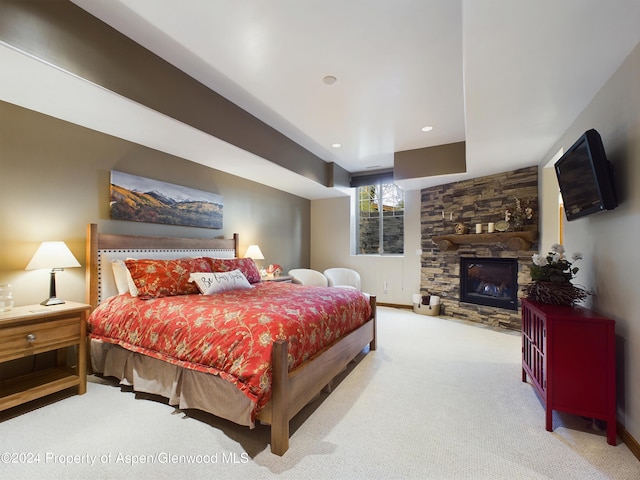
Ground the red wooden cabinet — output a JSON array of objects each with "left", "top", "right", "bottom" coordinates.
[{"left": 521, "top": 299, "right": 616, "bottom": 445}]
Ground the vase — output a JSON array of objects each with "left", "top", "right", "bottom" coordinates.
[
  {"left": 0, "top": 284, "right": 13, "bottom": 312},
  {"left": 511, "top": 218, "right": 523, "bottom": 231}
]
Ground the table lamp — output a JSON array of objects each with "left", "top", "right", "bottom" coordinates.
[
  {"left": 26, "top": 241, "right": 81, "bottom": 306},
  {"left": 244, "top": 244, "right": 265, "bottom": 276}
]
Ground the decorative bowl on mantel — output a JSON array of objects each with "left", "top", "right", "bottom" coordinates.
[{"left": 495, "top": 220, "right": 509, "bottom": 232}]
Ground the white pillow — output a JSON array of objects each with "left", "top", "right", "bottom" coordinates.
[
  {"left": 189, "top": 269, "right": 252, "bottom": 295},
  {"left": 111, "top": 259, "right": 139, "bottom": 296}
]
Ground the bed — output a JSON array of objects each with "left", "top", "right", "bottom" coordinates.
[{"left": 85, "top": 224, "right": 376, "bottom": 455}]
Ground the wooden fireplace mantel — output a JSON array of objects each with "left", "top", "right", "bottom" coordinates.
[{"left": 431, "top": 231, "right": 538, "bottom": 251}]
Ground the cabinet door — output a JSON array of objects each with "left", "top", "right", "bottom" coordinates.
[
  {"left": 522, "top": 303, "right": 546, "bottom": 393},
  {"left": 550, "top": 319, "right": 610, "bottom": 415}
]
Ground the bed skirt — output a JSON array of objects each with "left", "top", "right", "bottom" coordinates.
[{"left": 90, "top": 339, "right": 256, "bottom": 427}]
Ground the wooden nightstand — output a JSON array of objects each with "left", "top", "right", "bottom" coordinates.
[
  {"left": 262, "top": 275, "right": 293, "bottom": 283},
  {"left": 0, "top": 301, "right": 90, "bottom": 411}
]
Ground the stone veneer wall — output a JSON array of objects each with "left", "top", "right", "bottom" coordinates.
[{"left": 420, "top": 166, "right": 539, "bottom": 330}]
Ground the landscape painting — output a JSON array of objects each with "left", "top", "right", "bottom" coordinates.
[{"left": 110, "top": 171, "right": 223, "bottom": 229}]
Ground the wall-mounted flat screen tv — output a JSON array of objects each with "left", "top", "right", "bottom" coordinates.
[{"left": 554, "top": 129, "right": 618, "bottom": 221}]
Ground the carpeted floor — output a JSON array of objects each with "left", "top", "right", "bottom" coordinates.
[{"left": 0, "top": 307, "right": 638, "bottom": 479}]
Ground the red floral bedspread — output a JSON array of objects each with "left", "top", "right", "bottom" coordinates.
[{"left": 88, "top": 282, "right": 372, "bottom": 417}]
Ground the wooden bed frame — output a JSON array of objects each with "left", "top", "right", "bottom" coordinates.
[{"left": 85, "top": 224, "right": 377, "bottom": 455}]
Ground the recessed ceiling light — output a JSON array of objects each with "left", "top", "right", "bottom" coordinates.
[
  {"left": 323, "top": 75, "right": 337, "bottom": 85},
  {"left": 421, "top": 126, "right": 434, "bottom": 132},
  {"left": 331, "top": 143, "right": 342, "bottom": 148}
]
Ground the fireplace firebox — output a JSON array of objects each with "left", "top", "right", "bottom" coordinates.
[{"left": 460, "top": 257, "right": 518, "bottom": 311}]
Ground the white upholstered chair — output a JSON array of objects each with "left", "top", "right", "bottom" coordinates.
[
  {"left": 323, "top": 268, "right": 361, "bottom": 291},
  {"left": 288, "top": 268, "right": 328, "bottom": 287}
]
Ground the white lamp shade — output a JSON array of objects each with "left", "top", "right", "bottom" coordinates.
[
  {"left": 244, "top": 244, "right": 264, "bottom": 260},
  {"left": 26, "top": 242, "right": 81, "bottom": 270}
]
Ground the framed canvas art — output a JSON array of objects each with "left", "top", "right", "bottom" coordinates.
[{"left": 110, "top": 171, "right": 223, "bottom": 229}]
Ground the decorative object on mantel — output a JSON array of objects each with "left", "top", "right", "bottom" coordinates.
[
  {"left": 505, "top": 197, "right": 534, "bottom": 231},
  {"left": 522, "top": 243, "right": 590, "bottom": 305},
  {"left": 454, "top": 222, "right": 467, "bottom": 235},
  {"left": 494, "top": 220, "right": 509, "bottom": 232},
  {"left": 432, "top": 230, "right": 537, "bottom": 251}
]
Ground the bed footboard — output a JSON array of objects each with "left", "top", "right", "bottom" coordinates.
[{"left": 260, "top": 294, "right": 377, "bottom": 455}]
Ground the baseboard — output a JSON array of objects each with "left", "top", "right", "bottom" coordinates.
[
  {"left": 377, "top": 302, "right": 412, "bottom": 309},
  {"left": 618, "top": 422, "right": 640, "bottom": 460}
]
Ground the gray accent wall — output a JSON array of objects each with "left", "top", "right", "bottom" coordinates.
[
  {"left": 394, "top": 142, "right": 466, "bottom": 180},
  {"left": 0, "top": 100, "right": 310, "bottom": 307},
  {"left": 0, "top": 0, "right": 313, "bottom": 307},
  {"left": 0, "top": 0, "right": 329, "bottom": 186}
]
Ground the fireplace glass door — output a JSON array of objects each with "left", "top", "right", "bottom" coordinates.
[{"left": 460, "top": 257, "right": 518, "bottom": 311}]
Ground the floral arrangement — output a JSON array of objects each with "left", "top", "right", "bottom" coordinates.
[
  {"left": 523, "top": 244, "right": 589, "bottom": 305},
  {"left": 505, "top": 197, "right": 534, "bottom": 231},
  {"left": 530, "top": 244, "right": 580, "bottom": 282}
]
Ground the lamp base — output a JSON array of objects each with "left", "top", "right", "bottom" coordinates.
[{"left": 41, "top": 297, "right": 65, "bottom": 306}]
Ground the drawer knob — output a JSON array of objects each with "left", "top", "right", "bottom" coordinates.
[{"left": 26, "top": 333, "right": 37, "bottom": 343}]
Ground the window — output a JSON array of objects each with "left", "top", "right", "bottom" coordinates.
[{"left": 357, "top": 183, "right": 404, "bottom": 254}]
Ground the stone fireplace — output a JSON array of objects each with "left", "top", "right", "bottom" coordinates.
[{"left": 420, "top": 166, "right": 538, "bottom": 330}]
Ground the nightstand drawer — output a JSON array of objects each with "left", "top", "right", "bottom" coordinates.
[{"left": 0, "top": 317, "right": 81, "bottom": 363}]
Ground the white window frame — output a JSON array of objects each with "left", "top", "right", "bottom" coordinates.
[{"left": 355, "top": 182, "right": 404, "bottom": 255}]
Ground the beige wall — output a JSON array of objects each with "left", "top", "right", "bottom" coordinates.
[
  {"left": 310, "top": 189, "right": 421, "bottom": 305},
  {"left": 0, "top": 100, "right": 310, "bottom": 307},
  {"left": 538, "top": 42, "right": 640, "bottom": 443}
]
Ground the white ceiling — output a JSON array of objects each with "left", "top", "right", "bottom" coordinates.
[{"left": 4, "top": 1, "right": 640, "bottom": 198}]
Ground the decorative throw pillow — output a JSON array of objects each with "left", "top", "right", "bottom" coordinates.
[
  {"left": 189, "top": 269, "right": 252, "bottom": 295},
  {"left": 114, "top": 258, "right": 139, "bottom": 297},
  {"left": 125, "top": 261, "right": 139, "bottom": 297},
  {"left": 207, "top": 257, "right": 262, "bottom": 284},
  {"left": 111, "top": 259, "right": 132, "bottom": 295},
  {"left": 124, "top": 257, "right": 212, "bottom": 298}
]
